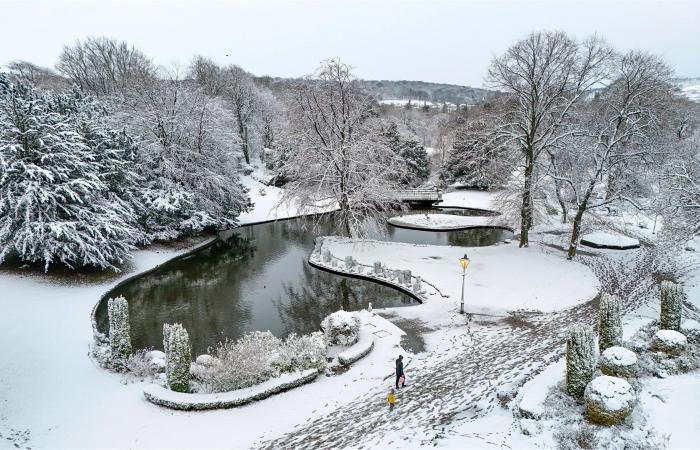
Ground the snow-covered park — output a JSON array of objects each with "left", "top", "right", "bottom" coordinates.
[{"left": 3, "top": 3, "right": 700, "bottom": 449}]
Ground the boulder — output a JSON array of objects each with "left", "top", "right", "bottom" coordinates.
[
  {"left": 650, "top": 330, "right": 687, "bottom": 356},
  {"left": 599, "top": 346, "right": 637, "bottom": 378},
  {"left": 584, "top": 376, "right": 636, "bottom": 425}
]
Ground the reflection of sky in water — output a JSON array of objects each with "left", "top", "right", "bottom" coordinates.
[{"left": 96, "top": 210, "right": 512, "bottom": 355}]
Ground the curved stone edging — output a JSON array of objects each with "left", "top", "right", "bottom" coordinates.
[
  {"left": 338, "top": 334, "right": 374, "bottom": 366},
  {"left": 143, "top": 369, "right": 320, "bottom": 411},
  {"left": 435, "top": 205, "right": 501, "bottom": 216}
]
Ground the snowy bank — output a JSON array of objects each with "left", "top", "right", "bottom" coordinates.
[
  {"left": 387, "top": 213, "right": 512, "bottom": 231},
  {"left": 580, "top": 232, "right": 640, "bottom": 250},
  {"left": 143, "top": 369, "right": 320, "bottom": 411}
]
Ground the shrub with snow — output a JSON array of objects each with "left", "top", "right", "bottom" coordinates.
[
  {"left": 163, "top": 323, "right": 192, "bottom": 393},
  {"left": 147, "top": 350, "right": 166, "bottom": 372},
  {"left": 599, "top": 346, "right": 637, "bottom": 378},
  {"left": 192, "top": 331, "right": 327, "bottom": 394},
  {"left": 659, "top": 281, "right": 684, "bottom": 331},
  {"left": 566, "top": 325, "right": 596, "bottom": 399},
  {"left": 275, "top": 332, "right": 327, "bottom": 373},
  {"left": 373, "top": 261, "right": 382, "bottom": 275},
  {"left": 321, "top": 310, "right": 361, "bottom": 346},
  {"left": 107, "top": 296, "right": 132, "bottom": 370},
  {"left": 598, "top": 293, "right": 622, "bottom": 352},
  {"left": 650, "top": 329, "right": 687, "bottom": 356},
  {"left": 412, "top": 275, "right": 422, "bottom": 294},
  {"left": 126, "top": 348, "right": 159, "bottom": 378},
  {"left": 584, "top": 376, "right": 636, "bottom": 425}
]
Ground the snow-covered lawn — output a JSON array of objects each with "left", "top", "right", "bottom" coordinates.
[
  {"left": 439, "top": 189, "right": 497, "bottom": 212},
  {"left": 322, "top": 236, "right": 599, "bottom": 314},
  {"left": 388, "top": 213, "right": 511, "bottom": 231}
]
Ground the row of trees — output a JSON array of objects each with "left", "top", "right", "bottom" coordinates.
[
  {"left": 1, "top": 38, "right": 432, "bottom": 269},
  {"left": 441, "top": 31, "right": 700, "bottom": 258}
]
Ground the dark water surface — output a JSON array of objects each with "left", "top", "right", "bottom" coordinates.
[{"left": 96, "top": 209, "right": 512, "bottom": 355}]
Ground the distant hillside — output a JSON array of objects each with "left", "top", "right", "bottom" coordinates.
[{"left": 356, "top": 79, "right": 498, "bottom": 106}]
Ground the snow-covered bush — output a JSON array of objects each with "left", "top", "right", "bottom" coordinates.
[
  {"left": 126, "top": 348, "right": 158, "bottom": 378},
  {"left": 163, "top": 323, "right": 191, "bottom": 393},
  {"left": 650, "top": 329, "right": 687, "bottom": 356},
  {"left": 659, "top": 281, "right": 684, "bottom": 331},
  {"left": 373, "top": 261, "right": 382, "bottom": 275},
  {"left": 276, "top": 332, "right": 327, "bottom": 373},
  {"left": 321, "top": 310, "right": 361, "bottom": 346},
  {"left": 630, "top": 324, "right": 700, "bottom": 377},
  {"left": 193, "top": 331, "right": 326, "bottom": 394},
  {"left": 598, "top": 293, "right": 622, "bottom": 352},
  {"left": 107, "top": 296, "right": 132, "bottom": 370},
  {"left": 584, "top": 376, "right": 636, "bottom": 425},
  {"left": 566, "top": 325, "right": 596, "bottom": 399},
  {"left": 599, "top": 346, "right": 637, "bottom": 378},
  {"left": 147, "top": 350, "right": 166, "bottom": 372},
  {"left": 402, "top": 269, "right": 412, "bottom": 285}
]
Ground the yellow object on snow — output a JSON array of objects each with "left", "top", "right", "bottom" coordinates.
[{"left": 387, "top": 392, "right": 396, "bottom": 404}]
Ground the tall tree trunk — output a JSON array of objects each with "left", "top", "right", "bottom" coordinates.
[
  {"left": 567, "top": 181, "right": 596, "bottom": 259},
  {"left": 237, "top": 115, "right": 250, "bottom": 165},
  {"left": 567, "top": 205, "right": 586, "bottom": 260},
  {"left": 520, "top": 150, "right": 534, "bottom": 248},
  {"left": 555, "top": 181, "right": 568, "bottom": 224}
]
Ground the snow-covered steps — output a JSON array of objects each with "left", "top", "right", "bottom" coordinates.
[
  {"left": 580, "top": 232, "right": 640, "bottom": 250},
  {"left": 143, "top": 369, "right": 320, "bottom": 411}
]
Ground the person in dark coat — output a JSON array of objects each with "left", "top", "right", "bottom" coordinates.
[{"left": 395, "top": 355, "right": 406, "bottom": 388}]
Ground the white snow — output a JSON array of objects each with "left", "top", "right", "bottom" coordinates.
[
  {"left": 321, "top": 236, "right": 599, "bottom": 314},
  {"left": 682, "top": 319, "right": 700, "bottom": 332},
  {"left": 517, "top": 358, "right": 565, "bottom": 419},
  {"left": 580, "top": 231, "right": 640, "bottom": 248},
  {"left": 641, "top": 371, "right": 700, "bottom": 448},
  {"left": 439, "top": 189, "right": 497, "bottom": 212},
  {"left": 585, "top": 376, "right": 635, "bottom": 412},
  {"left": 653, "top": 329, "right": 688, "bottom": 346},
  {"left": 388, "top": 213, "right": 511, "bottom": 231},
  {"left": 600, "top": 346, "right": 638, "bottom": 367}
]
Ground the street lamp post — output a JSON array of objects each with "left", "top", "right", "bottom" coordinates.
[{"left": 459, "top": 254, "right": 470, "bottom": 314}]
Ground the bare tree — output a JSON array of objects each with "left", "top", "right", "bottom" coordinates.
[
  {"left": 487, "top": 31, "right": 612, "bottom": 247},
  {"left": 554, "top": 51, "right": 673, "bottom": 259},
  {"left": 6, "top": 60, "right": 67, "bottom": 90},
  {"left": 56, "top": 36, "right": 155, "bottom": 96},
  {"left": 661, "top": 133, "right": 700, "bottom": 237},
  {"left": 280, "top": 59, "right": 408, "bottom": 236}
]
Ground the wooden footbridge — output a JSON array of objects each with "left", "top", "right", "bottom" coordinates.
[{"left": 395, "top": 187, "right": 443, "bottom": 205}]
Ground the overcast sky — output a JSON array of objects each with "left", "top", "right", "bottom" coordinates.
[{"left": 1, "top": 0, "right": 698, "bottom": 87}]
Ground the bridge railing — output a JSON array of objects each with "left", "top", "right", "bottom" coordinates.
[{"left": 394, "top": 188, "right": 443, "bottom": 202}]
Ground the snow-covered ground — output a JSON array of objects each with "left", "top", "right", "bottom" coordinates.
[
  {"left": 388, "top": 213, "right": 511, "bottom": 231},
  {"left": 439, "top": 189, "right": 497, "bottom": 211},
  {"left": 322, "top": 236, "right": 599, "bottom": 314}
]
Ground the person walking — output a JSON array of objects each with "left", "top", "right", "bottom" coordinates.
[
  {"left": 387, "top": 388, "right": 396, "bottom": 411},
  {"left": 395, "top": 355, "right": 406, "bottom": 389}
]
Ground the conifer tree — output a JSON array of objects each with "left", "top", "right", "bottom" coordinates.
[
  {"left": 566, "top": 325, "right": 596, "bottom": 399},
  {"left": 163, "top": 323, "right": 191, "bottom": 393},
  {"left": 598, "top": 293, "right": 623, "bottom": 352},
  {"left": 107, "top": 296, "right": 132, "bottom": 370},
  {"left": 660, "top": 281, "right": 684, "bottom": 331}
]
